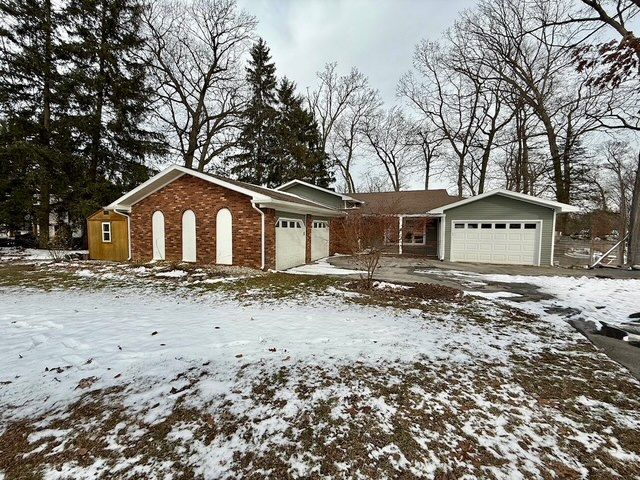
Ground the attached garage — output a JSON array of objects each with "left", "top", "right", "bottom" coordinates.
[
  {"left": 311, "top": 220, "right": 330, "bottom": 261},
  {"left": 450, "top": 221, "right": 541, "bottom": 265},
  {"left": 276, "top": 218, "right": 306, "bottom": 270},
  {"left": 429, "top": 189, "right": 578, "bottom": 267}
]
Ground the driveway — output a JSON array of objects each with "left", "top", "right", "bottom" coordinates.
[{"left": 327, "top": 255, "right": 640, "bottom": 379}]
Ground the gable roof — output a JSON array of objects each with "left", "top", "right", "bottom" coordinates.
[
  {"left": 276, "top": 179, "right": 363, "bottom": 203},
  {"left": 105, "top": 165, "right": 343, "bottom": 217},
  {"left": 349, "top": 190, "right": 463, "bottom": 215},
  {"left": 427, "top": 189, "right": 579, "bottom": 214}
]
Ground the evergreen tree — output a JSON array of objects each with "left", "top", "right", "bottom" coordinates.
[
  {"left": 62, "top": 0, "right": 161, "bottom": 239},
  {"left": 272, "top": 78, "right": 333, "bottom": 187},
  {"left": 0, "top": 0, "right": 71, "bottom": 246},
  {"left": 229, "top": 38, "right": 278, "bottom": 185}
]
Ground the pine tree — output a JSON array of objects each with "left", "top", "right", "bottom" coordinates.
[
  {"left": 229, "top": 38, "right": 278, "bottom": 185},
  {"left": 0, "top": 0, "right": 71, "bottom": 246},
  {"left": 272, "top": 78, "right": 333, "bottom": 187},
  {"left": 62, "top": 0, "right": 161, "bottom": 238}
]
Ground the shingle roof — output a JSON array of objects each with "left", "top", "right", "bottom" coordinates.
[
  {"left": 349, "top": 190, "right": 463, "bottom": 215},
  {"left": 207, "top": 173, "right": 338, "bottom": 210}
]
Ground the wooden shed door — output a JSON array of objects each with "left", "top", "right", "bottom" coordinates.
[
  {"left": 152, "top": 211, "right": 165, "bottom": 260},
  {"left": 182, "top": 210, "right": 197, "bottom": 262}
]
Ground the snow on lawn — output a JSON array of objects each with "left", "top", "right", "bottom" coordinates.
[
  {"left": 1, "top": 288, "right": 526, "bottom": 421},
  {"left": 424, "top": 269, "right": 640, "bottom": 330},
  {"left": 0, "top": 248, "right": 87, "bottom": 262},
  {"left": 286, "top": 256, "right": 361, "bottom": 275},
  {"left": 1, "top": 274, "right": 640, "bottom": 478},
  {"left": 481, "top": 274, "right": 640, "bottom": 329}
]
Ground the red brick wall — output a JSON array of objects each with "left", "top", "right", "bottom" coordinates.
[
  {"left": 130, "top": 175, "right": 269, "bottom": 269},
  {"left": 329, "top": 217, "right": 347, "bottom": 255},
  {"left": 305, "top": 215, "right": 313, "bottom": 263}
]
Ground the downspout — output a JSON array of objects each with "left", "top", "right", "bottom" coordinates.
[
  {"left": 251, "top": 202, "right": 265, "bottom": 270},
  {"left": 399, "top": 216, "right": 403, "bottom": 255},
  {"left": 115, "top": 209, "right": 132, "bottom": 261}
]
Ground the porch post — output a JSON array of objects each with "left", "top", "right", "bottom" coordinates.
[{"left": 399, "top": 215, "right": 403, "bottom": 255}]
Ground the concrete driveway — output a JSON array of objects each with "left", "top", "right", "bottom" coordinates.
[{"left": 326, "top": 255, "right": 640, "bottom": 379}]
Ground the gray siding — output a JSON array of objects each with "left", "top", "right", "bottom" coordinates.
[
  {"left": 279, "top": 184, "right": 344, "bottom": 209},
  {"left": 444, "top": 194, "right": 555, "bottom": 265}
]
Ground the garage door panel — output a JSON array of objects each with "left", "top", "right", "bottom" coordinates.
[
  {"left": 276, "top": 219, "right": 306, "bottom": 270},
  {"left": 450, "top": 221, "right": 540, "bottom": 266},
  {"left": 311, "top": 221, "right": 330, "bottom": 261}
]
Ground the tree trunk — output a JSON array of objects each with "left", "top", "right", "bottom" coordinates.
[
  {"left": 38, "top": 0, "right": 53, "bottom": 248},
  {"left": 627, "top": 151, "right": 640, "bottom": 267}
]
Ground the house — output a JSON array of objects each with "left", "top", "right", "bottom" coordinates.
[
  {"left": 88, "top": 165, "right": 578, "bottom": 269},
  {"left": 87, "top": 165, "right": 343, "bottom": 269},
  {"left": 278, "top": 181, "right": 578, "bottom": 267}
]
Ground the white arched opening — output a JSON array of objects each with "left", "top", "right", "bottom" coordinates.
[
  {"left": 182, "top": 210, "right": 197, "bottom": 262},
  {"left": 216, "top": 208, "right": 233, "bottom": 265},
  {"left": 151, "top": 211, "right": 165, "bottom": 260}
]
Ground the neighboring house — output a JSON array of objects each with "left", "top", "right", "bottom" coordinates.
[
  {"left": 88, "top": 166, "right": 578, "bottom": 269},
  {"left": 87, "top": 165, "right": 342, "bottom": 269}
]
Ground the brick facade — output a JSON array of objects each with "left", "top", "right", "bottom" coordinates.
[
  {"left": 305, "top": 215, "right": 313, "bottom": 263},
  {"left": 130, "top": 175, "right": 273, "bottom": 269}
]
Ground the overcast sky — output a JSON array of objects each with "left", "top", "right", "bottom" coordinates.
[
  {"left": 238, "top": 0, "right": 476, "bottom": 105},
  {"left": 235, "top": 0, "right": 477, "bottom": 191}
]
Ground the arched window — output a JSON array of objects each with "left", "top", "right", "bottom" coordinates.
[
  {"left": 182, "top": 210, "right": 196, "bottom": 262},
  {"left": 216, "top": 208, "right": 233, "bottom": 265},
  {"left": 152, "top": 211, "right": 165, "bottom": 260}
]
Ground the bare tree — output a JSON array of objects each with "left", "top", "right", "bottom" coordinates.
[
  {"left": 409, "top": 122, "right": 444, "bottom": 190},
  {"left": 458, "top": 0, "right": 626, "bottom": 206},
  {"left": 143, "top": 0, "right": 256, "bottom": 171},
  {"left": 363, "top": 106, "right": 420, "bottom": 191},
  {"left": 549, "top": 0, "right": 640, "bottom": 265},
  {"left": 601, "top": 140, "right": 636, "bottom": 263},
  {"left": 308, "top": 63, "right": 380, "bottom": 192},
  {"left": 335, "top": 209, "right": 397, "bottom": 289},
  {"left": 399, "top": 39, "right": 512, "bottom": 196}
]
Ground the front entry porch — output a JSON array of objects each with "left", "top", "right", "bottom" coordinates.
[{"left": 384, "top": 215, "right": 442, "bottom": 258}]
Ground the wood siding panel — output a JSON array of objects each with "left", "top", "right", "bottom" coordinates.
[
  {"left": 87, "top": 210, "right": 129, "bottom": 261},
  {"left": 444, "top": 195, "right": 555, "bottom": 265}
]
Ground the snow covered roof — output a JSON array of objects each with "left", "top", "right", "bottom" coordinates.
[
  {"left": 106, "top": 165, "right": 344, "bottom": 217},
  {"left": 427, "top": 189, "right": 579, "bottom": 214}
]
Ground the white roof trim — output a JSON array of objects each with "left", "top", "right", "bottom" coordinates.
[
  {"left": 276, "top": 179, "right": 362, "bottom": 203},
  {"left": 105, "top": 165, "right": 340, "bottom": 216},
  {"left": 427, "top": 189, "right": 579, "bottom": 214}
]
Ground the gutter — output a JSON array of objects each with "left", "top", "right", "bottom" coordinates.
[
  {"left": 257, "top": 199, "right": 344, "bottom": 217},
  {"left": 251, "top": 202, "right": 266, "bottom": 270}
]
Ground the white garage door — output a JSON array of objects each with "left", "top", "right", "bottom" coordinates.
[
  {"left": 311, "top": 220, "right": 330, "bottom": 261},
  {"left": 450, "top": 221, "right": 540, "bottom": 266},
  {"left": 276, "top": 218, "right": 306, "bottom": 270}
]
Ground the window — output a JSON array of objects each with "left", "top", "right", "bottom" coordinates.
[
  {"left": 103, "top": 210, "right": 109, "bottom": 216},
  {"left": 481, "top": 223, "right": 492, "bottom": 229},
  {"left": 314, "top": 221, "right": 328, "bottom": 228},
  {"left": 524, "top": 223, "right": 537, "bottom": 229},
  {"left": 509, "top": 223, "right": 522, "bottom": 229},
  {"left": 467, "top": 223, "right": 478, "bottom": 229},
  {"left": 101, "top": 222, "right": 111, "bottom": 243},
  {"left": 495, "top": 223, "right": 506, "bottom": 229},
  {"left": 454, "top": 223, "right": 465, "bottom": 229}
]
